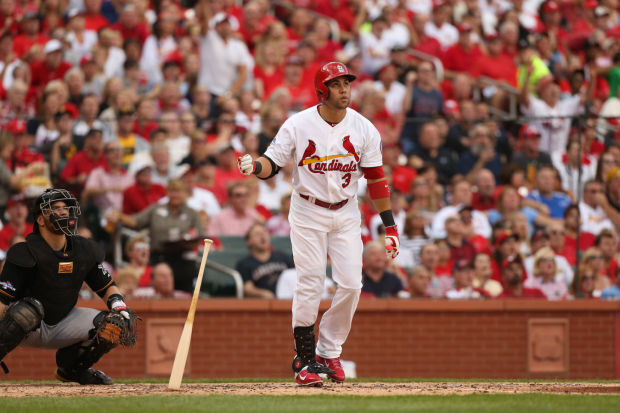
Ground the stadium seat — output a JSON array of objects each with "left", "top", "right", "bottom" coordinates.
[
  {"left": 271, "top": 236, "right": 293, "bottom": 254},
  {"left": 217, "top": 236, "right": 249, "bottom": 254}
]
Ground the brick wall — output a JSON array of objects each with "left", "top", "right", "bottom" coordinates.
[{"left": 2, "top": 300, "right": 619, "bottom": 381}]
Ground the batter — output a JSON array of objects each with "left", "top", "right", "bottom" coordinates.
[{"left": 238, "top": 62, "right": 400, "bottom": 386}]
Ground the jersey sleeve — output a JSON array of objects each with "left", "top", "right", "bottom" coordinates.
[
  {"left": 0, "top": 261, "right": 33, "bottom": 304},
  {"left": 85, "top": 262, "right": 114, "bottom": 296},
  {"left": 133, "top": 204, "right": 155, "bottom": 229},
  {"left": 264, "top": 120, "right": 296, "bottom": 167},
  {"left": 359, "top": 121, "right": 383, "bottom": 168}
]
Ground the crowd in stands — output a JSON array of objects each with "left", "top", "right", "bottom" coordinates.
[{"left": 1, "top": 0, "right": 620, "bottom": 301}]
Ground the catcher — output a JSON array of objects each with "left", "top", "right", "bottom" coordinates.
[{"left": 0, "top": 188, "right": 138, "bottom": 385}]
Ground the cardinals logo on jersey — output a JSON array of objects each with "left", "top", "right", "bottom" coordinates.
[{"left": 298, "top": 137, "right": 360, "bottom": 175}]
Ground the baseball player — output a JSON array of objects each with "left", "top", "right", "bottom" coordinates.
[
  {"left": 0, "top": 189, "right": 138, "bottom": 384},
  {"left": 238, "top": 62, "right": 400, "bottom": 386}
]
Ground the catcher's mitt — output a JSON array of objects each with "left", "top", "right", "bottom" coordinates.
[{"left": 96, "top": 308, "right": 139, "bottom": 347}]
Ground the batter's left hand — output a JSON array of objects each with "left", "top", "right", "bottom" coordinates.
[{"left": 384, "top": 225, "right": 400, "bottom": 259}]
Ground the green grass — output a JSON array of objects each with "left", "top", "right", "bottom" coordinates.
[{"left": 2, "top": 394, "right": 620, "bottom": 413}]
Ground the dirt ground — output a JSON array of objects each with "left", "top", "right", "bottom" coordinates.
[{"left": 1, "top": 382, "right": 620, "bottom": 397}]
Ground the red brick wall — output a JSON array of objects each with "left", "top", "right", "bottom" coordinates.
[{"left": 2, "top": 300, "right": 619, "bottom": 381}]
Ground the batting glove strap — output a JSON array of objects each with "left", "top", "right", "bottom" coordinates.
[{"left": 384, "top": 225, "right": 400, "bottom": 259}]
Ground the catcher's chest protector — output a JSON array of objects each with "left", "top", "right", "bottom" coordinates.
[{"left": 23, "top": 234, "right": 98, "bottom": 324}]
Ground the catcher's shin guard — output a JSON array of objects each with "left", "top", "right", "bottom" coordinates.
[
  {"left": 56, "top": 312, "right": 117, "bottom": 375},
  {"left": 0, "top": 298, "right": 45, "bottom": 373}
]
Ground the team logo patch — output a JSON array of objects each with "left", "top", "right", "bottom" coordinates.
[
  {"left": 58, "top": 262, "right": 74, "bottom": 274},
  {"left": 337, "top": 65, "right": 344, "bottom": 73},
  {"left": 0, "top": 280, "right": 16, "bottom": 293}
]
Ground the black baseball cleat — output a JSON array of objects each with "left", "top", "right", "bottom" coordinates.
[{"left": 56, "top": 368, "right": 114, "bottom": 385}]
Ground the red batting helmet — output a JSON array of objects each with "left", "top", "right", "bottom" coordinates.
[{"left": 314, "top": 62, "right": 356, "bottom": 103}]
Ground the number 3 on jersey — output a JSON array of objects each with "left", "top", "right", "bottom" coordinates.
[{"left": 342, "top": 173, "right": 351, "bottom": 188}]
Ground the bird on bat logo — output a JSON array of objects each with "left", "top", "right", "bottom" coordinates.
[{"left": 298, "top": 139, "right": 318, "bottom": 166}]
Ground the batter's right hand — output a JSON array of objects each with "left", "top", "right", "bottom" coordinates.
[{"left": 237, "top": 154, "right": 255, "bottom": 175}]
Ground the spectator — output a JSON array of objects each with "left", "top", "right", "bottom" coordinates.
[
  {"left": 122, "top": 158, "right": 166, "bottom": 214},
  {"left": 373, "top": 64, "right": 406, "bottom": 117},
  {"left": 140, "top": 12, "right": 177, "bottom": 85},
  {"left": 122, "top": 235, "right": 153, "bottom": 288},
  {"left": 459, "top": 123, "right": 503, "bottom": 182},
  {"left": 569, "top": 266, "right": 598, "bottom": 299},
  {"left": 0, "top": 133, "right": 24, "bottom": 211},
  {"left": 134, "top": 262, "right": 192, "bottom": 299},
  {"left": 431, "top": 179, "right": 491, "bottom": 240},
  {"left": 442, "top": 23, "right": 483, "bottom": 78},
  {"left": 401, "top": 62, "right": 443, "bottom": 153},
  {"left": 419, "top": 242, "right": 451, "bottom": 297},
  {"left": 0, "top": 195, "right": 32, "bottom": 253},
  {"left": 472, "top": 252, "right": 503, "bottom": 297},
  {"left": 398, "top": 208, "right": 429, "bottom": 269},
  {"left": 60, "top": 127, "right": 106, "bottom": 196},
  {"left": 160, "top": 111, "right": 190, "bottom": 166},
  {"left": 519, "top": 62, "right": 594, "bottom": 154},
  {"left": 359, "top": 16, "right": 393, "bottom": 76},
  {"left": 236, "top": 223, "right": 294, "bottom": 298},
  {"left": 253, "top": 38, "right": 285, "bottom": 101},
  {"left": 526, "top": 166, "right": 573, "bottom": 219},
  {"left": 0, "top": 80, "right": 36, "bottom": 129},
  {"left": 197, "top": 5, "right": 250, "bottom": 108},
  {"left": 409, "top": 122, "right": 458, "bottom": 185},
  {"left": 471, "top": 169, "right": 497, "bottom": 211},
  {"left": 65, "top": 9, "right": 98, "bottom": 63},
  {"left": 174, "top": 164, "right": 221, "bottom": 219},
  {"left": 445, "top": 214, "right": 477, "bottom": 264},
  {"left": 472, "top": 33, "right": 518, "bottom": 108},
  {"left": 361, "top": 241, "right": 405, "bottom": 298},
  {"left": 497, "top": 255, "right": 546, "bottom": 299},
  {"left": 13, "top": 12, "right": 49, "bottom": 59},
  {"left": 108, "top": 179, "right": 205, "bottom": 293},
  {"left": 115, "top": 106, "right": 150, "bottom": 168},
  {"left": 424, "top": 1, "right": 458, "bottom": 50},
  {"left": 601, "top": 268, "right": 620, "bottom": 299},
  {"left": 490, "top": 229, "right": 519, "bottom": 282},
  {"left": 561, "top": 205, "right": 596, "bottom": 266},
  {"left": 407, "top": 265, "right": 432, "bottom": 298},
  {"left": 524, "top": 228, "right": 574, "bottom": 286},
  {"left": 552, "top": 139, "right": 596, "bottom": 200},
  {"left": 446, "top": 259, "right": 487, "bottom": 299},
  {"left": 444, "top": 100, "right": 477, "bottom": 155},
  {"left": 30, "top": 40, "right": 72, "bottom": 97},
  {"left": 524, "top": 247, "right": 568, "bottom": 300},
  {"left": 272, "top": 55, "right": 315, "bottom": 113},
  {"left": 595, "top": 229, "right": 619, "bottom": 284},
  {"left": 369, "top": 191, "right": 407, "bottom": 240},
  {"left": 511, "top": 124, "right": 553, "bottom": 185},
  {"left": 582, "top": 247, "right": 612, "bottom": 297},
  {"left": 409, "top": 174, "right": 441, "bottom": 220},
  {"left": 266, "top": 193, "right": 292, "bottom": 236},
  {"left": 209, "top": 181, "right": 264, "bottom": 236},
  {"left": 82, "top": 140, "right": 134, "bottom": 215},
  {"left": 113, "top": 266, "right": 140, "bottom": 298},
  {"left": 72, "top": 94, "right": 106, "bottom": 151}
]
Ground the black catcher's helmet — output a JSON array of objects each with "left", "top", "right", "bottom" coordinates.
[{"left": 32, "top": 188, "right": 81, "bottom": 236}]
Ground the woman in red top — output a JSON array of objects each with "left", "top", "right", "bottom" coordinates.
[{"left": 253, "top": 39, "right": 285, "bottom": 101}]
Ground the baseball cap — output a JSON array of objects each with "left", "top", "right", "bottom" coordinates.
[
  {"left": 594, "top": 6, "right": 609, "bottom": 17},
  {"left": 432, "top": 0, "right": 447, "bottom": 9},
  {"left": 43, "top": 39, "right": 63, "bottom": 54},
  {"left": 443, "top": 99, "right": 460, "bottom": 115},
  {"left": 606, "top": 167, "right": 620, "bottom": 182},
  {"left": 485, "top": 33, "right": 501, "bottom": 42},
  {"left": 173, "top": 163, "right": 193, "bottom": 179},
  {"left": 21, "top": 11, "right": 39, "bottom": 21},
  {"left": 66, "top": 8, "right": 84, "bottom": 19},
  {"left": 585, "top": 0, "right": 599, "bottom": 8},
  {"left": 501, "top": 255, "right": 523, "bottom": 271},
  {"left": 531, "top": 228, "right": 550, "bottom": 243},
  {"left": 496, "top": 229, "right": 518, "bottom": 244},
  {"left": 130, "top": 157, "right": 155, "bottom": 175},
  {"left": 117, "top": 106, "right": 135, "bottom": 118},
  {"left": 6, "top": 119, "right": 27, "bottom": 135},
  {"left": 286, "top": 55, "right": 304, "bottom": 66},
  {"left": 520, "top": 124, "right": 541, "bottom": 140},
  {"left": 542, "top": 1, "right": 560, "bottom": 13},
  {"left": 80, "top": 54, "right": 95, "bottom": 66},
  {"left": 85, "top": 127, "right": 103, "bottom": 138},
  {"left": 6, "top": 194, "right": 27, "bottom": 209},
  {"left": 454, "top": 259, "right": 474, "bottom": 271},
  {"left": 210, "top": 12, "right": 230, "bottom": 27},
  {"left": 457, "top": 23, "right": 473, "bottom": 33}
]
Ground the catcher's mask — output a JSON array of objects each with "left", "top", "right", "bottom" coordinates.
[{"left": 33, "top": 188, "right": 81, "bottom": 236}]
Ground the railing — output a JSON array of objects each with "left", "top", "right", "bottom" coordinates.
[
  {"left": 204, "top": 260, "right": 244, "bottom": 299},
  {"left": 473, "top": 75, "right": 520, "bottom": 120},
  {"left": 405, "top": 48, "right": 445, "bottom": 82}
]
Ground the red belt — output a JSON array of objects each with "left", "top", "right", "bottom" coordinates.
[{"left": 299, "top": 194, "right": 348, "bottom": 210}]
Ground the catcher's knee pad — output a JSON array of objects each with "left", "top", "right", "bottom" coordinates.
[
  {"left": 56, "top": 312, "right": 117, "bottom": 373},
  {"left": 0, "top": 298, "right": 45, "bottom": 362}
]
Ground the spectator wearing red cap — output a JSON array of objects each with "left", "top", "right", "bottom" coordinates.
[
  {"left": 5, "top": 119, "right": 44, "bottom": 172},
  {"left": 560, "top": 205, "right": 597, "bottom": 266},
  {"left": 442, "top": 23, "right": 483, "bottom": 77},
  {"left": 498, "top": 255, "right": 546, "bottom": 298},
  {"left": 490, "top": 229, "right": 519, "bottom": 282},
  {"left": 0, "top": 195, "right": 33, "bottom": 253},
  {"left": 13, "top": 12, "right": 50, "bottom": 59},
  {"left": 512, "top": 124, "right": 552, "bottom": 184},
  {"left": 60, "top": 127, "right": 106, "bottom": 196},
  {"left": 424, "top": 0, "right": 458, "bottom": 50},
  {"left": 30, "top": 40, "right": 72, "bottom": 97}
]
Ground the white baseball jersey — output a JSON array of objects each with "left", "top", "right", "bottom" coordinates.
[{"left": 264, "top": 106, "right": 383, "bottom": 203}]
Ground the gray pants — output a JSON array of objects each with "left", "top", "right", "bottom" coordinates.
[{"left": 21, "top": 307, "right": 101, "bottom": 350}]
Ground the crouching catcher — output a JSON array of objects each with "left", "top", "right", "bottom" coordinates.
[{"left": 0, "top": 188, "right": 138, "bottom": 384}]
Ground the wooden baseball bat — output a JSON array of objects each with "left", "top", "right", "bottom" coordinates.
[{"left": 168, "top": 239, "right": 213, "bottom": 390}]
